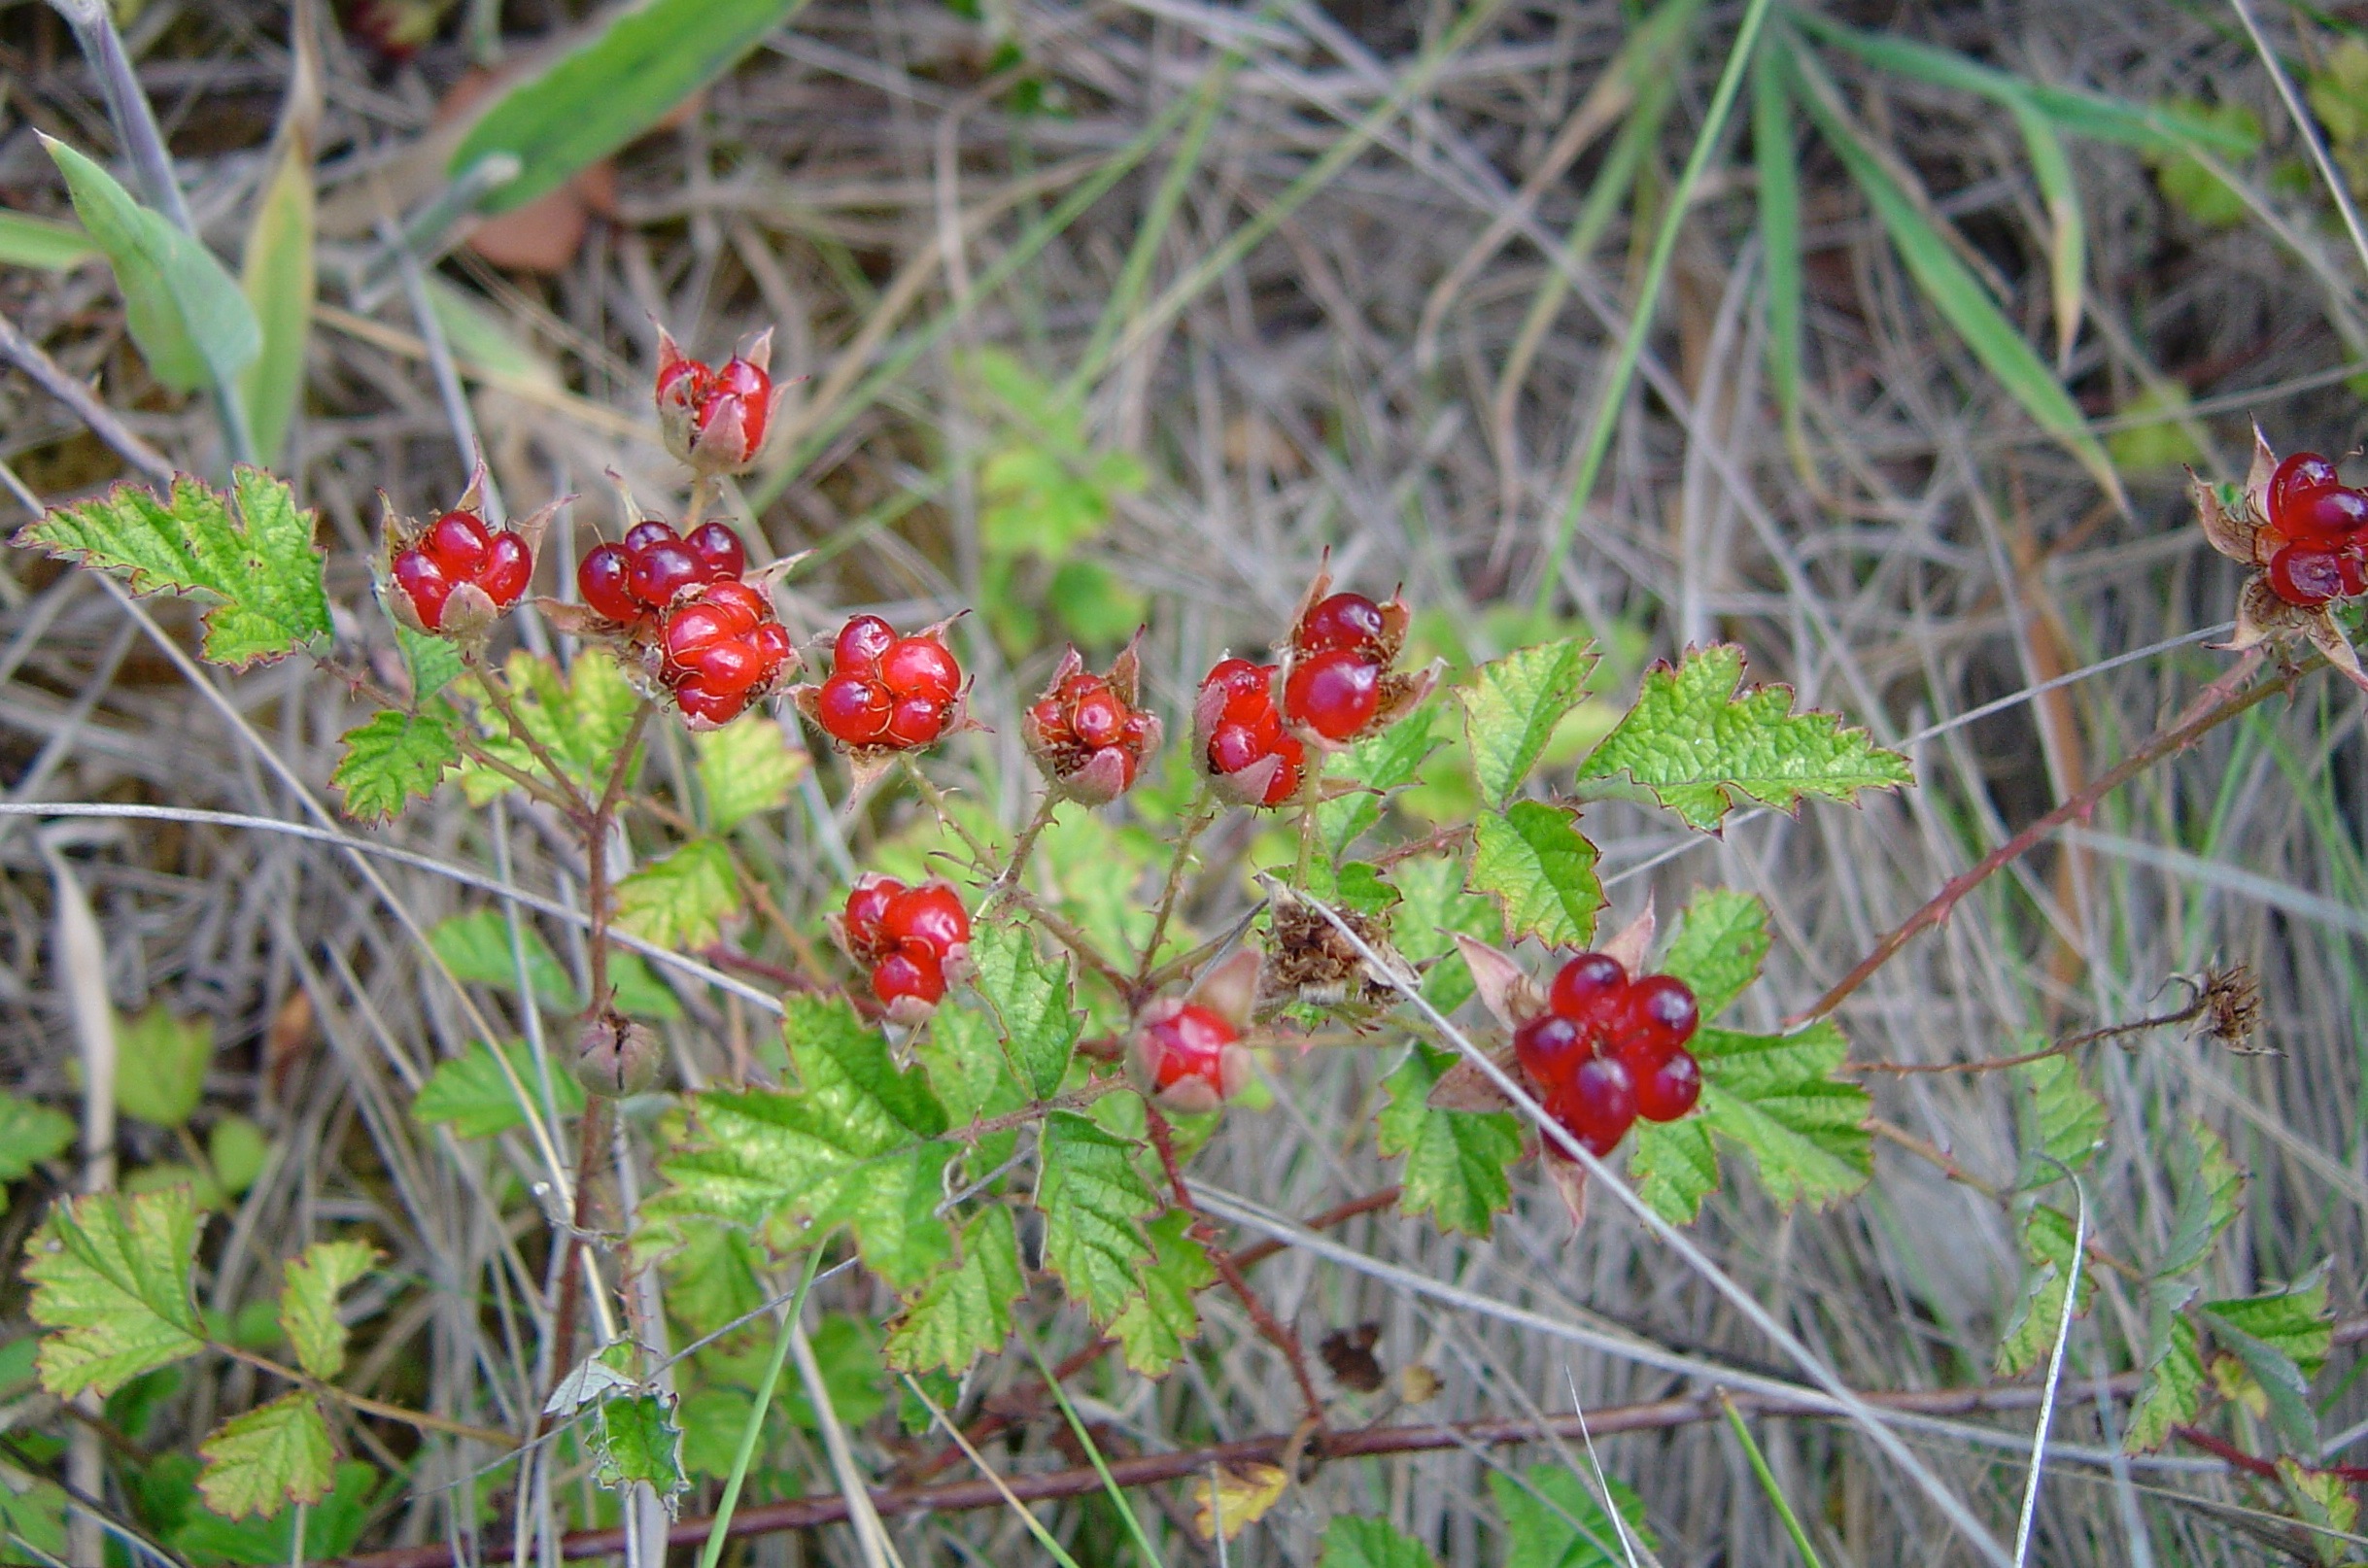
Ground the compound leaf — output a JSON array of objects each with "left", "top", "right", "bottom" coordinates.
[
  {"left": 1319, "top": 1515, "right": 1438, "bottom": 1568},
  {"left": 1656, "top": 887, "right": 1770, "bottom": 1018},
  {"left": 2124, "top": 1313, "right": 2202, "bottom": 1453},
  {"left": 2017, "top": 1053, "right": 2107, "bottom": 1178},
  {"left": 1459, "top": 638, "right": 1597, "bottom": 809},
  {"left": 2158, "top": 1119, "right": 2243, "bottom": 1279},
  {"left": 1034, "top": 1109, "right": 1159, "bottom": 1324},
  {"left": 197, "top": 1393, "right": 333, "bottom": 1519},
  {"left": 23, "top": 1186, "right": 205, "bottom": 1398},
  {"left": 1467, "top": 802, "right": 1601, "bottom": 947},
  {"left": 615, "top": 837, "right": 740, "bottom": 952},
  {"left": 1575, "top": 645, "right": 1908, "bottom": 831},
  {"left": 967, "top": 924, "right": 1080, "bottom": 1099},
  {"left": 1997, "top": 1205, "right": 2094, "bottom": 1377},
  {"left": 2205, "top": 1264, "right": 2331, "bottom": 1459},
  {"left": 1377, "top": 1045, "right": 1523, "bottom": 1237},
  {"left": 278, "top": 1240, "right": 377, "bottom": 1381},
  {"left": 695, "top": 715, "right": 805, "bottom": 834},
  {"left": 1695, "top": 1021, "right": 1871, "bottom": 1212},
  {"left": 1628, "top": 1114, "right": 1719, "bottom": 1226},
  {"left": 1492, "top": 1464, "right": 1653, "bottom": 1567},
  {"left": 1110, "top": 1209, "right": 1218, "bottom": 1376}
]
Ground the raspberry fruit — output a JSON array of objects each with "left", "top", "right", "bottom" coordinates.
[
  {"left": 816, "top": 673, "right": 892, "bottom": 742},
  {"left": 2270, "top": 543, "right": 2346, "bottom": 608},
  {"left": 655, "top": 329, "right": 782, "bottom": 475},
  {"left": 631, "top": 539, "right": 704, "bottom": 607},
  {"left": 1513, "top": 1012, "right": 1588, "bottom": 1086},
  {"left": 1022, "top": 643, "right": 1163, "bottom": 804},
  {"left": 577, "top": 544, "right": 639, "bottom": 623},
  {"left": 1621, "top": 974, "right": 1699, "bottom": 1061},
  {"left": 881, "top": 636, "right": 961, "bottom": 704},
  {"left": 1129, "top": 1001, "right": 1250, "bottom": 1112},
  {"left": 1546, "top": 1057, "right": 1636, "bottom": 1159},
  {"left": 803, "top": 618, "right": 965, "bottom": 753},
  {"left": 685, "top": 521, "right": 747, "bottom": 580},
  {"left": 1296, "top": 591, "right": 1387, "bottom": 659},
  {"left": 1284, "top": 647, "right": 1383, "bottom": 741},
  {"left": 837, "top": 874, "right": 971, "bottom": 1016},
  {"left": 388, "top": 504, "right": 536, "bottom": 635},
  {"left": 1633, "top": 1050, "right": 1702, "bottom": 1123},
  {"left": 1195, "top": 659, "right": 1305, "bottom": 806},
  {"left": 1548, "top": 952, "right": 1626, "bottom": 1021},
  {"left": 2271, "top": 452, "right": 2342, "bottom": 521},
  {"left": 872, "top": 949, "right": 944, "bottom": 1007},
  {"left": 1516, "top": 947, "right": 1703, "bottom": 1156}
]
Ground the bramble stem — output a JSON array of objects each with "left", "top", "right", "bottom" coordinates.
[
  {"left": 1849, "top": 989, "right": 2215, "bottom": 1076},
  {"left": 466, "top": 653, "right": 597, "bottom": 819},
  {"left": 1131, "top": 787, "right": 1218, "bottom": 999},
  {"left": 988, "top": 790, "right": 1061, "bottom": 906},
  {"left": 217, "top": 1345, "right": 511, "bottom": 1448},
  {"left": 1291, "top": 747, "right": 1327, "bottom": 888}
]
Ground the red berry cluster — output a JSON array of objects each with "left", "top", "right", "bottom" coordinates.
[
  {"left": 839, "top": 875, "right": 971, "bottom": 1013},
  {"left": 1197, "top": 658, "right": 1304, "bottom": 806},
  {"left": 390, "top": 508, "right": 532, "bottom": 632},
  {"left": 806, "top": 616, "right": 966, "bottom": 751},
  {"left": 655, "top": 330, "right": 779, "bottom": 475},
  {"left": 1283, "top": 591, "right": 1395, "bottom": 741},
  {"left": 577, "top": 521, "right": 792, "bottom": 726},
  {"left": 2262, "top": 452, "right": 2368, "bottom": 607},
  {"left": 1023, "top": 644, "right": 1160, "bottom": 804},
  {"left": 1515, "top": 953, "right": 1701, "bottom": 1157}
]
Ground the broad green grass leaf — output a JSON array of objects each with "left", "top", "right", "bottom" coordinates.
[
  {"left": 24, "top": 1186, "right": 205, "bottom": 1397},
  {"left": 278, "top": 1240, "right": 376, "bottom": 1381},
  {"left": 593, "top": 1390, "right": 687, "bottom": 1507},
  {"left": 1377, "top": 1045, "right": 1523, "bottom": 1237},
  {"left": 1389, "top": 853, "right": 1499, "bottom": 1011},
  {"left": 1319, "top": 703, "right": 1439, "bottom": 859},
  {"left": 1752, "top": 59, "right": 1803, "bottom": 443},
  {"left": 2157, "top": 1119, "right": 2243, "bottom": 1279},
  {"left": 656, "top": 996, "right": 951, "bottom": 1288},
  {"left": 1320, "top": 1515, "right": 1438, "bottom": 1568},
  {"left": 615, "top": 837, "right": 740, "bottom": 951},
  {"left": 1458, "top": 638, "right": 1597, "bottom": 809},
  {"left": 1996, "top": 1205, "right": 2093, "bottom": 1377},
  {"left": 451, "top": 0, "right": 810, "bottom": 215},
  {"left": 426, "top": 276, "right": 562, "bottom": 392},
  {"left": 1656, "top": 887, "right": 1769, "bottom": 1018},
  {"left": 238, "top": 37, "right": 318, "bottom": 466},
  {"left": 1468, "top": 802, "right": 1601, "bottom": 946},
  {"left": 428, "top": 908, "right": 678, "bottom": 1020},
  {"left": 2016, "top": 1053, "right": 2106, "bottom": 1177},
  {"left": 2204, "top": 1263, "right": 2331, "bottom": 1457},
  {"left": 17, "top": 469, "right": 328, "bottom": 667},
  {"left": 412, "top": 1040, "right": 582, "bottom": 1139},
  {"left": 1575, "top": 645, "right": 1909, "bottom": 830},
  {"left": 457, "top": 650, "right": 642, "bottom": 803},
  {"left": 694, "top": 715, "right": 806, "bottom": 833},
  {"left": 1629, "top": 1111, "right": 1719, "bottom": 1224},
  {"left": 1694, "top": 1021, "right": 1870, "bottom": 1210},
  {"left": 967, "top": 924, "right": 1080, "bottom": 1099},
  {"left": 197, "top": 1393, "right": 332, "bottom": 1519},
  {"left": 1110, "top": 1208, "right": 1217, "bottom": 1375},
  {"left": 1491, "top": 1464, "right": 1654, "bottom": 1567},
  {"left": 884, "top": 1207, "right": 1026, "bottom": 1375},
  {"left": 2125, "top": 1312, "right": 2201, "bottom": 1453},
  {"left": 1785, "top": 54, "right": 2122, "bottom": 503},
  {"left": 109, "top": 1005, "right": 212, "bottom": 1128},
  {"left": 334, "top": 707, "right": 460, "bottom": 823},
  {"left": 0, "top": 208, "right": 98, "bottom": 269},
  {"left": 41, "top": 135, "right": 257, "bottom": 394},
  {"left": 1035, "top": 1109, "right": 1159, "bottom": 1323},
  {"left": 0, "top": 1092, "right": 75, "bottom": 1180}
]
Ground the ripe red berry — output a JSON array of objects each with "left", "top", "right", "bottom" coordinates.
[
  {"left": 716, "top": 355, "right": 768, "bottom": 401},
  {"left": 883, "top": 694, "right": 948, "bottom": 747},
  {"left": 2272, "top": 452, "right": 2342, "bottom": 523},
  {"left": 686, "top": 639, "right": 768, "bottom": 695},
  {"left": 1284, "top": 648, "right": 1382, "bottom": 741},
  {"left": 1547, "top": 1056, "right": 1636, "bottom": 1158},
  {"left": 392, "top": 549, "right": 454, "bottom": 630},
  {"left": 1297, "top": 592, "right": 1386, "bottom": 657},
  {"left": 1622, "top": 974, "right": 1699, "bottom": 1059},
  {"left": 834, "top": 615, "right": 897, "bottom": 675},
  {"left": 663, "top": 602, "right": 748, "bottom": 665},
  {"left": 2289, "top": 486, "right": 2368, "bottom": 539},
  {"left": 2270, "top": 543, "right": 2346, "bottom": 607},
  {"left": 623, "top": 520, "right": 677, "bottom": 556},
  {"left": 477, "top": 532, "right": 532, "bottom": 604},
  {"left": 1549, "top": 952, "right": 1627, "bottom": 1021},
  {"left": 872, "top": 948, "right": 945, "bottom": 1007},
  {"left": 2343, "top": 548, "right": 2368, "bottom": 598},
  {"left": 1205, "top": 658, "right": 1274, "bottom": 724},
  {"left": 816, "top": 674, "right": 893, "bottom": 743},
  {"left": 880, "top": 636, "right": 960, "bottom": 702},
  {"left": 1513, "top": 1012, "right": 1588, "bottom": 1088},
  {"left": 424, "top": 511, "right": 490, "bottom": 575},
  {"left": 751, "top": 621, "right": 793, "bottom": 668},
  {"left": 631, "top": 540, "right": 704, "bottom": 606},
  {"left": 673, "top": 678, "right": 748, "bottom": 726},
  {"left": 685, "top": 522, "right": 746, "bottom": 581},
  {"left": 656, "top": 355, "right": 708, "bottom": 410},
  {"left": 578, "top": 544, "right": 639, "bottom": 622},
  {"left": 1027, "top": 697, "right": 1072, "bottom": 745},
  {"left": 1138, "top": 1004, "right": 1239, "bottom": 1097},
  {"left": 1633, "top": 1050, "right": 1701, "bottom": 1123},
  {"left": 1071, "top": 687, "right": 1126, "bottom": 749},
  {"left": 883, "top": 882, "right": 969, "bottom": 956},
  {"left": 843, "top": 877, "right": 900, "bottom": 949}
]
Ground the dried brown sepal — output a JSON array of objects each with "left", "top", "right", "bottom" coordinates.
[
  {"left": 2190, "top": 464, "right": 2267, "bottom": 566},
  {"left": 1259, "top": 890, "right": 1398, "bottom": 1009},
  {"left": 2246, "top": 422, "right": 2278, "bottom": 529},
  {"left": 1424, "top": 1045, "right": 1522, "bottom": 1113},
  {"left": 2199, "top": 964, "right": 2263, "bottom": 1053},
  {"left": 1454, "top": 933, "right": 1541, "bottom": 1034},
  {"left": 534, "top": 598, "right": 615, "bottom": 639},
  {"left": 1597, "top": 900, "right": 1657, "bottom": 977},
  {"left": 1543, "top": 1149, "right": 1589, "bottom": 1229},
  {"left": 2303, "top": 612, "right": 2368, "bottom": 692},
  {"left": 1186, "top": 947, "right": 1261, "bottom": 1029}
]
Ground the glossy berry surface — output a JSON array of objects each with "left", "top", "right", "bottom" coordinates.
[
  {"left": 1548, "top": 1057, "right": 1636, "bottom": 1158},
  {"left": 1548, "top": 952, "right": 1627, "bottom": 1021},
  {"left": 1138, "top": 1004, "right": 1239, "bottom": 1097},
  {"left": 1024, "top": 661, "right": 1160, "bottom": 802},
  {"left": 391, "top": 507, "right": 534, "bottom": 631},
  {"left": 1633, "top": 1051, "right": 1702, "bottom": 1124},
  {"left": 1199, "top": 660, "right": 1305, "bottom": 806},
  {"left": 2271, "top": 544, "right": 2345, "bottom": 608},
  {"left": 1622, "top": 974, "right": 1700, "bottom": 1060},
  {"left": 1296, "top": 592, "right": 1386, "bottom": 658},
  {"left": 577, "top": 544, "right": 638, "bottom": 622},
  {"left": 809, "top": 619, "right": 963, "bottom": 751},
  {"left": 1284, "top": 648, "right": 1383, "bottom": 741},
  {"left": 685, "top": 522, "right": 746, "bottom": 580},
  {"left": 2272, "top": 452, "right": 2342, "bottom": 518},
  {"left": 1514, "top": 1013, "right": 1588, "bottom": 1086},
  {"left": 655, "top": 337, "right": 777, "bottom": 473},
  {"left": 839, "top": 876, "right": 970, "bottom": 1013},
  {"left": 1521, "top": 948, "right": 1704, "bottom": 1156}
]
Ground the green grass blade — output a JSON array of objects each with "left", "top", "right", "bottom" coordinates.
[
  {"left": 899, "top": 1373, "right": 1087, "bottom": 1568},
  {"left": 1532, "top": 0, "right": 1779, "bottom": 619},
  {"left": 1024, "top": 1330, "right": 1166, "bottom": 1566},
  {"left": 1785, "top": 46, "right": 2124, "bottom": 508},
  {"left": 697, "top": 1246, "right": 826, "bottom": 1568},
  {"left": 237, "top": 4, "right": 320, "bottom": 468},
  {"left": 0, "top": 210, "right": 97, "bottom": 270},
  {"left": 1751, "top": 54, "right": 1804, "bottom": 453},
  {"left": 1718, "top": 1392, "right": 1828, "bottom": 1567},
  {"left": 2006, "top": 96, "right": 2084, "bottom": 370}
]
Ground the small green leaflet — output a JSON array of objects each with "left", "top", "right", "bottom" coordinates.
[
  {"left": 457, "top": 650, "right": 641, "bottom": 803},
  {"left": 1574, "top": 645, "right": 1908, "bottom": 831},
  {"left": 1318, "top": 706, "right": 1439, "bottom": 860},
  {"left": 2016, "top": 1053, "right": 2107, "bottom": 1179},
  {"left": 783, "top": 1314, "right": 888, "bottom": 1432},
  {"left": 1628, "top": 1115, "right": 1718, "bottom": 1226},
  {"left": 1388, "top": 853, "right": 1497, "bottom": 1011},
  {"left": 615, "top": 837, "right": 740, "bottom": 951},
  {"left": 1467, "top": 802, "right": 1601, "bottom": 947},
  {"left": 40, "top": 135, "right": 258, "bottom": 395},
  {"left": 23, "top": 1186, "right": 205, "bottom": 1398},
  {"left": 593, "top": 1390, "right": 688, "bottom": 1510},
  {"left": 1034, "top": 1109, "right": 1160, "bottom": 1323},
  {"left": 2157, "top": 1119, "right": 2243, "bottom": 1278},
  {"left": 2277, "top": 1456, "right": 2359, "bottom": 1559},
  {"left": 278, "top": 1240, "right": 377, "bottom": 1381},
  {"left": 17, "top": 469, "right": 329, "bottom": 668},
  {"left": 210, "top": 1116, "right": 270, "bottom": 1199},
  {"left": 412, "top": 1040, "right": 582, "bottom": 1139},
  {"left": 2204, "top": 1263, "right": 2332, "bottom": 1459},
  {"left": 429, "top": 908, "right": 680, "bottom": 1020},
  {"left": 694, "top": 715, "right": 806, "bottom": 833},
  {"left": 1996, "top": 1205, "right": 2094, "bottom": 1377},
  {"left": 1655, "top": 887, "right": 1769, "bottom": 1018},
  {"left": 197, "top": 1393, "right": 333, "bottom": 1519},
  {"left": 1627, "top": 1021, "right": 1872, "bottom": 1224},
  {"left": 1491, "top": 1464, "right": 1654, "bottom": 1568},
  {"left": 654, "top": 996, "right": 952, "bottom": 1288},
  {"left": 884, "top": 1207, "right": 1027, "bottom": 1375},
  {"left": 1109, "top": 1209, "right": 1217, "bottom": 1375},
  {"left": 392, "top": 616, "right": 464, "bottom": 703},
  {"left": 1319, "top": 1515, "right": 1438, "bottom": 1568},
  {"left": 111, "top": 1004, "right": 214, "bottom": 1128},
  {"left": 918, "top": 1001, "right": 1027, "bottom": 1133},
  {"left": 967, "top": 924, "right": 1081, "bottom": 1098},
  {"left": 334, "top": 707, "right": 460, "bottom": 823},
  {"left": 174, "top": 1460, "right": 380, "bottom": 1563},
  {"left": 1377, "top": 1045, "right": 1523, "bottom": 1237},
  {"left": 1459, "top": 638, "right": 1597, "bottom": 809},
  {"left": 655, "top": 1220, "right": 766, "bottom": 1340},
  {"left": 2124, "top": 1312, "right": 2201, "bottom": 1452},
  {"left": 0, "top": 1092, "right": 75, "bottom": 1181}
]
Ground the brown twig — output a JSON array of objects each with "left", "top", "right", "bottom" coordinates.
[
  {"left": 1848, "top": 986, "right": 2215, "bottom": 1075},
  {"left": 466, "top": 654, "right": 599, "bottom": 821},
  {"left": 1130, "top": 787, "right": 1218, "bottom": 1001},
  {"left": 0, "top": 308, "right": 177, "bottom": 486},
  {"left": 215, "top": 1346, "right": 512, "bottom": 1449}
]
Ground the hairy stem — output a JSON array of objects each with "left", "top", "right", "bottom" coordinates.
[
  {"left": 988, "top": 789, "right": 1061, "bottom": 906},
  {"left": 1131, "top": 787, "right": 1218, "bottom": 998},
  {"left": 466, "top": 653, "right": 598, "bottom": 820}
]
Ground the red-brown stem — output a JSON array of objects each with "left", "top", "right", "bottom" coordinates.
[
  {"left": 1143, "top": 1104, "right": 1326, "bottom": 1423},
  {"left": 1848, "top": 994, "right": 2213, "bottom": 1075},
  {"left": 1799, "top": 650, "right": 2286, "bottom": 1024},
  {"left": 1130, "top": 789, "right": 1218, "bottom": 1002},
  {"left": 539, "top": 1098, "right": 609, "bottom": 1427},
  {"left": 468, "top": 654, "right": 598, "bottom": 820},
  {"left": 1229, "top": 1184, "right": 1403, "bottom": 1269},
  {"left": 2174, "top": 1423, "right": 2368, "bottom": 1484}
]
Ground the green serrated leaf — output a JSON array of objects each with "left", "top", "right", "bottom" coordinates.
[
  {"left": 1491, "top": 1464, "right": 1654, "bottom": 1568},
  {"left": 2158, "top": 1119, "right": 2243, "bottom": 1279},
  {"left": 0, "top": 1092, "right": 76, "bottom": 1181},
  {"left": 615, "top": 837, "right": 740, "bottom": 952},
  {"left": 919, "top": 1001, "right": 1026, "bottom": 1131},
  {"left": 694, "top": 714, "right": 806, "bottom": 834},
  {"left": 1377, "top": 1045, "right": 1523, "bottom": 1237},
  {"left": 17, "top": 469, "right": 328, "bottom": 667},
  {"left": 392, "top": 616, "right": 463, "bottom": 703},
  {"left": 1656, "top": 888, "right": 1769, "bottom": 1018},
  {"left": 783, "top": 1314, "right": 887, "bottom": 1432},
  {"left": 1628, "top": 1115, "right": 1719, "bottom": 1225},
  {"left": 1110, "top": 1209, "right": 1218, "bottom": 1375},
  {"left": 968, "top": 924, "right": 1080, "bottom": 1099},
  {"left": 1035, "top": 1109, "right": 1159, "bottom": 1323},
  {"left": 457, "top": 650, "right": 641, "bottom": 803},
  {"left": 2124, "top": 1313, "right": 2201, "bottom": 1453},
  {"left": 1319, "top": 1514, "right": 1438, "bottom": 1568},
  {"left": 1459, "top": 639, "right": 1598, "bottom": 809},
  {"left": 41, "top": 135, "right": 258, "bottom": 394},
  {"left": 278, "top": 1240, "right": 376, "bottom": 1381},
  {"left": 1997, "top": 1205, "right": 2095, "bottom": 1377},
  {"left": 2204, "top": 1263, "right": 2331, "bottom": 1457},
  {"left": 1695, "top": 1021, "right": 1871, "bottom": 1210},
  {"left": 1388, "top": 853, "right": 1498, "bottom": 1012},
  {"left": 1576, "top": 645, "right": 1909, "bottom": 830},
  {"left": 884, "top": 1207, "right": 1027, "bottom": 1375},
  {"left": 428, "top": 908, "right": 679, "bottom": 1020},
  {"left": 333, "top": 707, "right": 460, "bottom": 823},
  {"left": 411, "top": 1040, "right": 582, "bottom": 1140},
  {"left": 100, "top": 1005, "right": 212, "bottom": 1128},
  {"left": 197, "top": 1393, "right": 333, "bottom": 1520},
  {"left": 1467, "top": 802, "right": 1601, "bottom": 947},
  {"left": 1319, "top": 705, "right": 1439, "bottom": 859},
  {"left": 656, "top": 1219, "right": 765, "bottom": 1341},
  {"left": 2017, "top": 1052, "right": 2107, "bottom": 1176},
  {"left": 592, "top": 1390, "right": 687, "bottom": 1509},
  {"left": 24, "top": 1186, "right": 205, "bottom": 1398},
  {"left": 2277, "top": 1455, "right": 2358, "bottom": 1566},
  {"left": 174, "top": 1459, "right": 379, "bottom": 1564}
]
